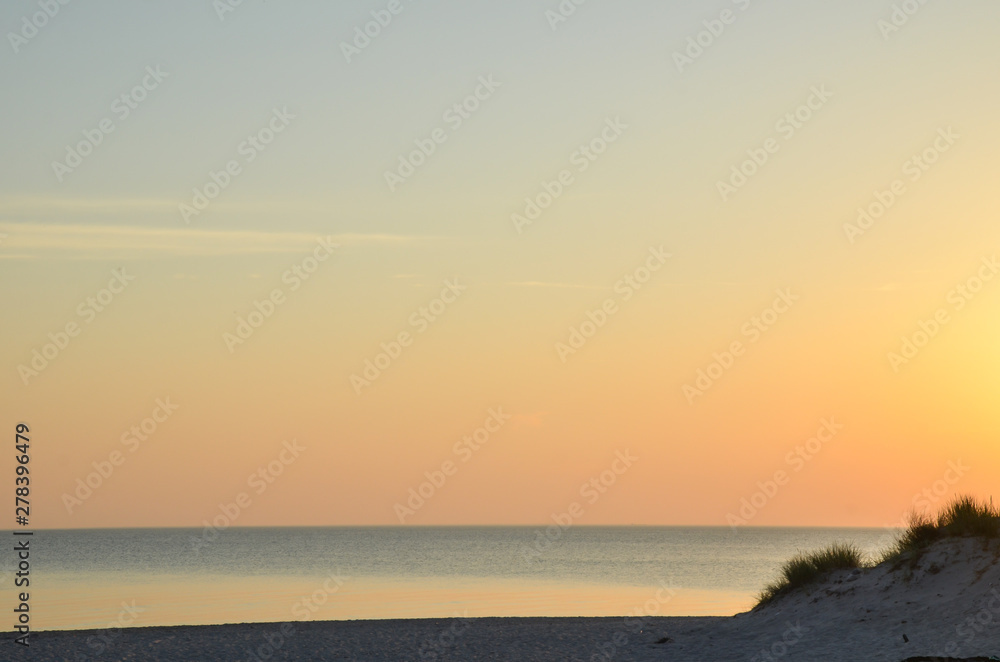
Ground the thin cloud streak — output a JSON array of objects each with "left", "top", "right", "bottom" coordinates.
[
  {"left": 507, "top": 281, "right": 607, "bottom": 291},
  {"left": 0, "top": 223, "right": 414, "bottom": 259}
]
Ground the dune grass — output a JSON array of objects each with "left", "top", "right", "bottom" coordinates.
[
  {"left": 937, "top": 495, "right": 1000, "bottom": 537},
  {"left": 755, "top": 495, "right": 999, "bottom": 608},
  {"left": 756, "top": 542, "right": 864, "bottom": 606},
  {"left": 879, "top": 495, "right": 1000, "bottom": 564}
]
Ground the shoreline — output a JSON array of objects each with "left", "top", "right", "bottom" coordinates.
[
  {"left": 21, "top": 533, "right": 1000, "bottom": 661},
  {"left": 16, "top": 616, "right": 714, "bottom": 661},
  {"left": 20, "top": 523, "right": 1000, "bottom": 660},
  {"left": 17, "top": 600, "right": 1000, "bottom": 662}
]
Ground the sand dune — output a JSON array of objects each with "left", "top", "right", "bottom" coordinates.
[{"left": 656, "top": 536, "right": 1000, "bottom": 661}]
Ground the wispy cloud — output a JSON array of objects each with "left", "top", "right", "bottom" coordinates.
[
  {"left": 507, "top": 281, "right": 608, "bottom": 291},
  {"left": 0, "top": 223, "right": 413, "bottom": 259},
  {"left": 0, "top": 196, "right": 179, "bottom": 214}
]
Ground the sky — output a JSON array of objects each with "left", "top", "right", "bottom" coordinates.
[{"left": 2, "top": 0, "right": 1000, "bottom": 529}]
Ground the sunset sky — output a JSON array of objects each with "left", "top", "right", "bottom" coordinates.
[{"left": 3, "top": 0, "right": 999, "bottom": 530}]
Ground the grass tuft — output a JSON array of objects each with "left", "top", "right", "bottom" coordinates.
[
  {"left": 755, "top": 495, "right": 999, "bottom": 608},
  {"left": 877, "top": 511, "right": 940, "bottom": 565},
  {"left": 936, "top": 495, "right": 1000, "bottom": 538},
  {"left": 755, "top": 542, "right": 863, "bottom": 607},
  {"left": 879, "top": 495, "right": 1000, "bottom": 564}
]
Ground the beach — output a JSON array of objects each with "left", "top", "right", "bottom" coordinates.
[
  {"left": 23, "top": 536, "right": 1000, "bottom": 661},
  {"left": 21, "top": 609, "right": 1000, "bottom": 662},
  {"left": 7, "top": 0, "right": 998, "bottom": 659},
  {"left": 25, "top": 617, "right": 685, "bottom": 662}
]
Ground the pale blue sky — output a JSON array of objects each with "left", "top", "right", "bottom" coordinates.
[{"left": 4, "top": 0, "right": 1000, "bottom": 528}]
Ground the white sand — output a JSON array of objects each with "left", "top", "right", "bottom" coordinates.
[
  {"left": 662, "top": 536, "right": 1000, "bottom": 661},
  {"left": 24, "top": 537, "right": 1000, "bottom": 661}
]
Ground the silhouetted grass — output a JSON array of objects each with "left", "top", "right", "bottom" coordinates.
[
  {"left": 755, "top": 496, "right": 1000, "bottom": 608},
  {"left": 876, "top": 511, "right": 940, "bottom": 566},
  {"left": 937, "top": 495, "right": 1000, "bottom": 537},
  {"left": 756, "top": 542, "right": 864, "bottom": 607},
  {"left": 881, "top": 495, "right": 1000, "bottom": 564}
]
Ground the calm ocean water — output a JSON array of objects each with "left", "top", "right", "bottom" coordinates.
[{"left": 6, "top": 527, "right": 897, "bottom": 631}]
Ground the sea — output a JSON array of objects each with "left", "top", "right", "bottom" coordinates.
[{"left": 7, "top": 526, "right": 899, "bottom": 631}]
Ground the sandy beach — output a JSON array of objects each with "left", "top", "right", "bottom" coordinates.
[
  {"left": 21, "top": 537, "right": 1000, "bottom": 662},
  {"left": 25, "top": 616, "right": 684, "bottom": 662}
]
